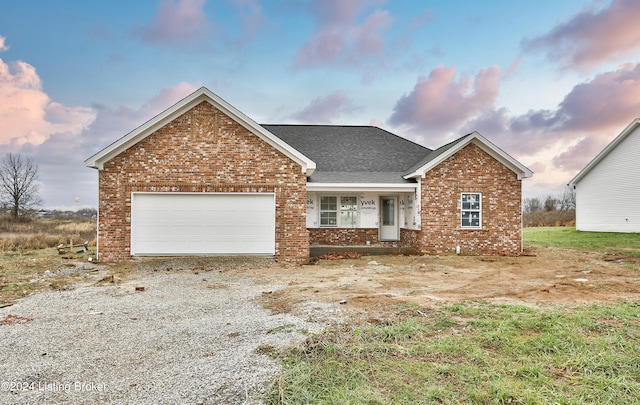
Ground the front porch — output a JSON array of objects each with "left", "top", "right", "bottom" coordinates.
[{"left": 308, "top": 227, "right": 420, "bottom": 258}]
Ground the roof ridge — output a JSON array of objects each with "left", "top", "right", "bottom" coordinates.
[
  {"left": 262, "top": 123, "right": 377, "bottom": 128},
  {"left": 262, "top": 124, "right": 432, "bottom": 152}
]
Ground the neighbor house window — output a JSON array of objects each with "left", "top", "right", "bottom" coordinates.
[
  {"left": 320, "top": 196, "right": 358, "bottom": 227},
  {"left": 461, "top": 193, "right": 481, "bottom": 228}
]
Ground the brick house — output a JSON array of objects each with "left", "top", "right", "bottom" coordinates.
[{"left": 85, "top": 87, "right": 532, "bottom": 263}]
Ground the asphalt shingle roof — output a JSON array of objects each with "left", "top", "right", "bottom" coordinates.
[
  {"left": 262, "top": 125, "right": 431, "bottom": 183},
  {"left": 403, "top": 133, "right": 473, "bottom": 175}
]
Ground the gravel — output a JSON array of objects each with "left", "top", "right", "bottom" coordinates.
[{"left": 0, "top": 261, "right": 334, "bottom": 404}]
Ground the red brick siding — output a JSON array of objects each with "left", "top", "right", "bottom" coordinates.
[
  {"left": 309, "top": 227, "right": 418, "bottom": 248},
  {"left": 310, "top": 228, "right": 378, "bottom": 245},
  {"left": 400, "top": 228, "right": 420, "bottom": 249},
  {"left": 419, "top": 143, "right": 523, "bottom": 255},
  {"left": 97, "top": 101, "right": 308, "bottom": 263}
]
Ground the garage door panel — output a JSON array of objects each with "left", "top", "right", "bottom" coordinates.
[{"left": 131, "top": 193, "right": 275, "bottom": 256}]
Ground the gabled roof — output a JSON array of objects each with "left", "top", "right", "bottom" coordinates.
[
  {"left": 85, "top": 87, "right": 316, "bottom": 175},
  {"left": 403, "top": 131, "right": 533, "bottom": 180},
  {"left": 263, "top": 124, "right": 430, "bottom": 185},
  {"left": 569, "top": 118, "right": 640, "bottom": 186}
]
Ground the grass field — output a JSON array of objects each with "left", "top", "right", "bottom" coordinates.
[
  {"left": 524, "top": 227, "right": 640, "bottom": 255},
  {"left": 266, "top": 228, "right": 640, "bottom": 404},
  {"left": 267, "top": 302, "right": 640, "bottom": 404}
]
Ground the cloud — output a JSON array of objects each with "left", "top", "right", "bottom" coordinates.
[
  {"left": 84, "top": 82, "right": 199, "bottom": 154},
  {"left": 26, "top": 82, "right": 198, "bottom": 209},
  {"left": 460, "top": 62, "right": 640, "bottom": 175},
  {"left": 293, "top": 0, "right": 392, "bottom": 69},
  {"left": 385, "top": 61, "right": 640, "bottom": 190},
  {"left": 0, "top": 58, "right": 95, "bottom": 146},
  {"left": 501, "top": 64, "right": 640, "bottom": 132},
  {"left": 523, "top": 0, "right": 640, "bottom": 69},
  {"left": 388, "top": 65, "right": 501, "bottom": 133},
  {"left": 0, "top": 36, "right": 8, "bottom": 52},
  {"left": 230, "top": 0, "right": 267, "bottom": 44},
  {"left": 291, "top": 90, "right": 353, "bottom": 123},
  {"left": 554, "top": 63, "right": 640, "bottom": 131},
  {"left": 407, "top": 10, "right": 435, "bottom": 30},
  {"left": 133, "top": 0, "right": 214, "bottom": 45}
]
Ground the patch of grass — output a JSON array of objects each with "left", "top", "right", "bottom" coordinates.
[
  {"left": 267, "top": 323, "right": 296, "bottom": 334},
  {"left": 625, "top": 263, "right": 639, "bottom": 271},
  {"left": 525, "top": 227, "right": 640, "bottom": 255},
  {"left": 1, "top": 282, "right": 30, "bottom": 291},
  {"left": 0, "top": 247, "right": 96, "bottom": 303},
  {"left": 266, "top": 301, "right": 640, "bottom": 404}
]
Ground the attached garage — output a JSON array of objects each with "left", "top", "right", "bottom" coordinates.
[{"left": 130, "top": 193, "right": 276, "bottom": 256}]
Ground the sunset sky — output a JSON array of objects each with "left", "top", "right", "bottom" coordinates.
[{"left": 1, "top": 0, "right": 640, "bottom": 209}]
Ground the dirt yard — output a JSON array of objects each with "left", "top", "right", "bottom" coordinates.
[{"left": 258, "top": 245, "right": 640, "bottom": 318}]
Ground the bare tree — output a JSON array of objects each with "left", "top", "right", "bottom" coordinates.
[
  {"left": 523, "top": 197, "right": 542, "bottom": 213},
  {"left": 558, "top": 185, "right": 576, "bottom": 211},
  {"left": 543, "top": 195, "right": 559, "bottom": 212},
  {"left": 0, "top": 153, "right": 43, "bottom": 218}
]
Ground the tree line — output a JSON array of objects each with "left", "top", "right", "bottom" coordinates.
[{"left": 523, "top": 186, "right": 576, "bottom": 227}]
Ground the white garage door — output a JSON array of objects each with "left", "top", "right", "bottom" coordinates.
[{"left": 131, "top": 193, "right": 275, "bottom": 256}]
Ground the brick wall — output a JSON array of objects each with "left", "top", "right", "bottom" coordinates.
[
  {"left": 309, "top": 227, "right": 418, "bottom": 248},
  {"left": 419, "top": 143, "right": 523, "bottom": 255},
  {"left": 97, "top": 101, "right": 308, "bottom": 263},
  {"left": 309, "top": 228, "right": 378, "bottom": 245}
]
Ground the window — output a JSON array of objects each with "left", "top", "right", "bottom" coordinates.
[
  {"left": 320, "top": 196, "right": 358, "bottom": 227},
  {"left": 320, "top": 196, "right": 337, "bottom": 226},
  {"left": 461, "top": 193, "right": 481, "bottom": 228}
]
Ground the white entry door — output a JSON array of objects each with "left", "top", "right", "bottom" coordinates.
[
  {"left": 130, "top": 192, "right": 275, "bottom": 256},
  {"left": 380, "top": 196, "right": 399, "bottom": 241}
]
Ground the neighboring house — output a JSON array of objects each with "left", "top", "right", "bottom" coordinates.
[
  {"left": 85, "top": 87, "right": 533, "bottom": 263},
  {"left": 569, "top": 118, "right": 640, "bottom": 232}
]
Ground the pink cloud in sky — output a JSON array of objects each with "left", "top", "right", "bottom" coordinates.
[
  {"left": 523, "top": 0, "right": 640, "bottom": 69},
  {"left": 19, "top": 82, "right": 198, "bottom": 209},
  {"left": 457, "top": 62, "right": 640, "bottom": 175},
  {"left": 0, "top": 58, "right": 94, "bottom": 146},
  {"left": 388, "top": 65, "right": 501, "bottom": 134},
  {"left": 382, "top": 60, "right": 640, "bottom": 189},
  {"left": 555, "top": 63, "right": 640, "bottom": 131},
  {"left": 291, "top": 90, "right": 352, "bottom": 123},
  {"left": 133, "top": 0, "right": 213, "bottom": 45},
  {"left": 293, "top": 0, "right": 392, "bottom": 69}
]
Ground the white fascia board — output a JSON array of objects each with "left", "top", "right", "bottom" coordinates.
[
  {"left": 569, "top": 118, "right": 640, "bottom": 186},
  {"left": 307, "top": 183, "right": 418, "bottom": 193},
  {"left": 403, "top": 132, "right": 533, "bottom": 180},
  {"left": 85, "top": 87, "right": 316, "bottom": 175}
]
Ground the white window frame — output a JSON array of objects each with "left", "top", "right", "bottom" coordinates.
[
  {"left": 319, "top": 195, "right": 358, "bottom": 227},
  {"left": 461, "top": 192, "right": 482, "bottom": 229}
]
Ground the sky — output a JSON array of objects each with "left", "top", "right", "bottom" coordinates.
[{"left": 1, "top": 0, "right": 640, "bottom": 209}]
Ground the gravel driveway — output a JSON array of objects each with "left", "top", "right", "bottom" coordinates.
[{"left": 0, "top": 261, "right": 330, "bottom": 404}]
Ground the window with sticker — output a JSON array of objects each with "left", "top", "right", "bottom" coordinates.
[{"left": 461, "top": 193, "right": 481, "bottom": 228}]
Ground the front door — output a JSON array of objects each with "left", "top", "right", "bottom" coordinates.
[{"left": 380, "top": 196, "right": 399, "bottom": 241}]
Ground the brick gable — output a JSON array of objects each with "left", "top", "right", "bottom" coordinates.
[
  {"left": 97, "top": 101, "right": 308, "bottom": 262},
  {"left": 419, "top": 143, "right": 523, "bottom": 255}
]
